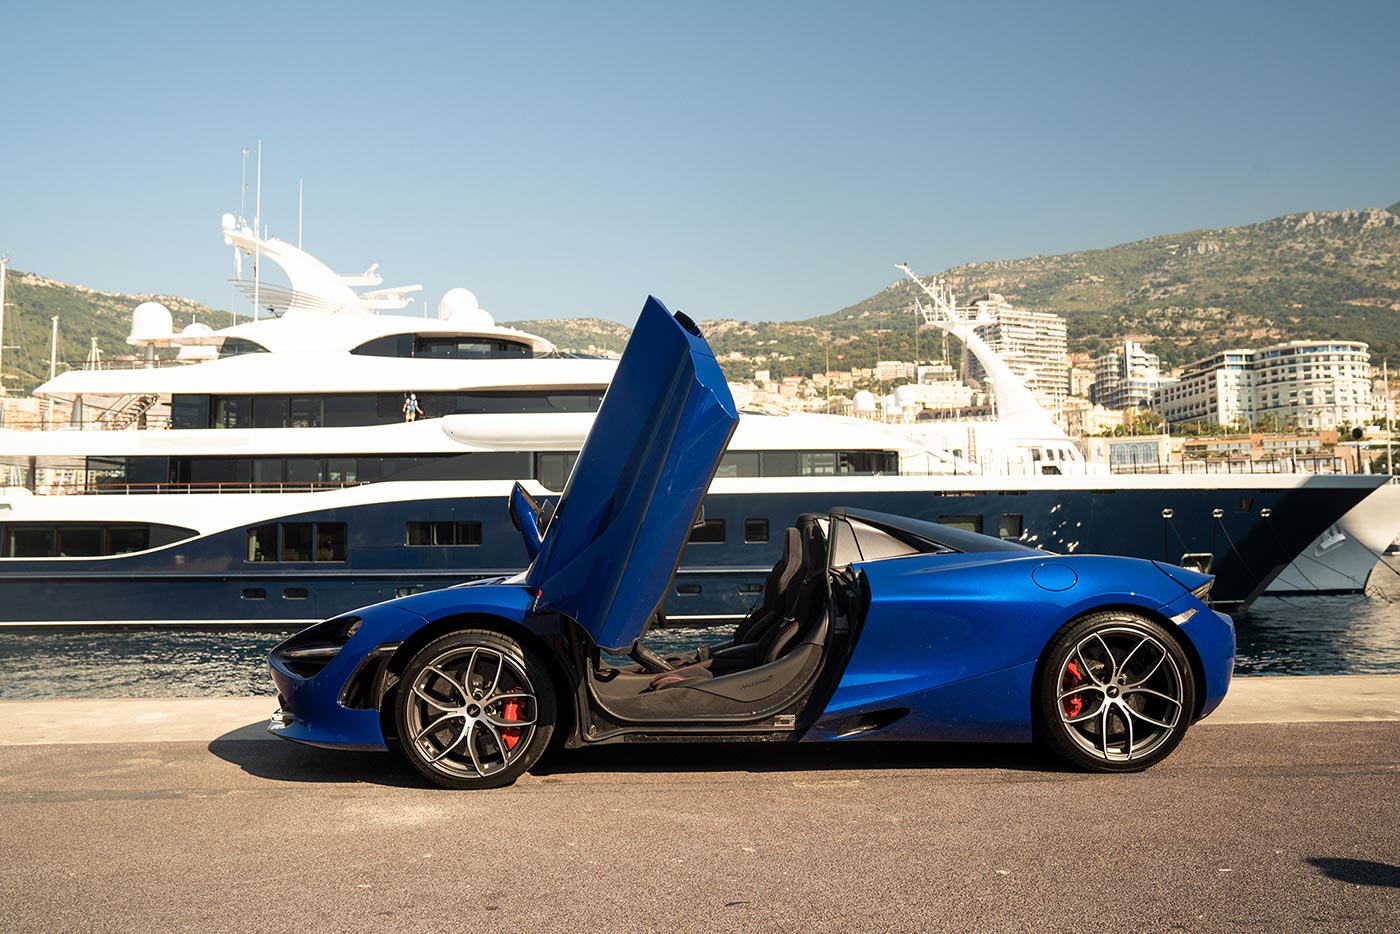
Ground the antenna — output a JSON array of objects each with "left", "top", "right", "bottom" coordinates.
[
  {"left": 298, "top": 177, "right": 304, "bottom": 250},
  {"left": 240, "top": 148, "right": 249, "bottom": 221},
  {"left": 253, "top": 141, "right": 262, "bottom": 321}
]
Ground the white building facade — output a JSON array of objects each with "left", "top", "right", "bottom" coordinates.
[
  {"left": 1154, "top": 340, "right": 1372, "bottom": 430},
  {"left": 1091, "top": 340, "right": 1175, "bottom": 410},
  {"left": 963, "top": 294, "right": 1069, "bottom": 404}
]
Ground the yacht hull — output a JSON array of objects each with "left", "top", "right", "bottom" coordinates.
[{"left": 0, "top": 474, "right": 1384, "bottom": 627}]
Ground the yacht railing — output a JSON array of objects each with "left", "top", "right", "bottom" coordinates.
[
  {"left": 7, "top": 480, "right": 368, "bottom": 496},
  {"left": 1106, "top": 456, "right": 1350, "bottom": 475}
]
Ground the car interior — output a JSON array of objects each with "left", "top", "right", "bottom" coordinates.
[
  {"left": 579, "top": 509, "right": 971, "bottom": 727},
  {"left": 585, "top": 512, "right": 841, "bottom": 723}
]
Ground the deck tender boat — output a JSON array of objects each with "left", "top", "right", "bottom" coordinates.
[{"left": 0, "top": 217, "right": 1388, "bottom": 627}]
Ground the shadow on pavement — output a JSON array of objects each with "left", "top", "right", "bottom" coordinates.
[
  {"left": 533, "top": 740, "right": 1063, "bottom": 777},
  {"left": 208, "top": 723, "right": 429, "bottom": 788},
  {"left": 1308, "top": 857, "right": 1400, "bottom": 888},
  {"left": 209, "top": 720, "right": 1067, "bottom": 788}
]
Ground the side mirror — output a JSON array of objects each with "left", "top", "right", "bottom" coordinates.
[{"left": 509, "top": 482, "right": 545, "bottom": 560}]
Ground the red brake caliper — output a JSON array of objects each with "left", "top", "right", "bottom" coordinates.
[
  {"left": 500, "top": 690, "right": 523, "bottom": 751},
  {"left": 1061, "top": 661, "right": 1085, "bottom": 718}
]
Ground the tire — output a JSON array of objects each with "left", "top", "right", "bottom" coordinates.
[
  {"left": 393, "top": 628, "right": 557, "bottom": 790},
  {"left": 1037, "top": 611, "right": 1195, "bottom": 773}
]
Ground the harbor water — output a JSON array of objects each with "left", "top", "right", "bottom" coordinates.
[{"left": 2, "top": 559, "right": 1398, "bottom": 700}]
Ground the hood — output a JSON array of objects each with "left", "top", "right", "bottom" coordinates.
[{"left": 524, "top": 296, "right": 738, "bottom": 651}]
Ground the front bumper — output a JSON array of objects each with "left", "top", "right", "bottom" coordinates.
[
  {"left": 1160, "top": 591, "right": 1235, "bottom": 721},
  {"left": 267, "top": 605, "right": 426, "bottom": 750}
]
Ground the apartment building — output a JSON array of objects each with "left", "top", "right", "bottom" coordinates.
[
  {"left": 1154, "top": 341, "right": 1372, "bottom": 430},
  {"left": 963, "top": 293, "right": 1069, "bottom": 402}
]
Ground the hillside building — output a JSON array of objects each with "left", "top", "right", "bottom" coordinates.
[
  {"left": 1153, "top": 340, "right": 1372, "bottom": 431},
  {"left": 963, "top": 294, "right": 1069, "bottom": 404},
  {"left": 1091, "top": 340, "right": 1176, "bottom": 411}
]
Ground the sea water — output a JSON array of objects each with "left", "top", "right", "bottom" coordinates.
[{"left": 1, "top": 560, "right": 1397, "bottom": 699}]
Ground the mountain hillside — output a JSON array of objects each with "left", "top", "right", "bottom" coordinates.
[
  {"left": 0, "top": 271, "right": 220, "bottom": 392},
  {"left": 812, "top": 203, "right": 1400, "bottom": 373},
  {"left": 507, "top": 201, "right": 1400, "bottom": 380},
  {"left": 5, "top": 199, "right": 1398, "bottom": 391}
]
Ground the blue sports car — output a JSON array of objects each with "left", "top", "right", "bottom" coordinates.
[{"left": 268, "top": 298, "right": 1234, "bottom": 789}]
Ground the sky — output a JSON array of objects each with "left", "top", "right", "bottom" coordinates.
[{"left": 1, "top": 0, "right": 1398, "bottom": 326}]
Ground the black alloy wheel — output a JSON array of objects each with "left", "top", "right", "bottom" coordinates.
[
  {"left": 394, "top": 629, "right": 557, "bottom": 789},
  {"left": 1038, "top": 611, "right": 1196, "bottom": 772}
]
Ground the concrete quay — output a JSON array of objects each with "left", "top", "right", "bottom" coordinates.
[{"left": 0, "top": 676, "right": 1397, "bottom": 933}]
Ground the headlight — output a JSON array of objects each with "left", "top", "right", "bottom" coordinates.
[{"left": 270, "top": 616, "right": 362, "bottom": 678}]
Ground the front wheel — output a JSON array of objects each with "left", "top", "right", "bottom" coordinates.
[
  {"left": 1037, "top": 611, "right": 1195, "bottom": 772},
  {"left": 394, "top": 629, "right": 556, "bottom": 789}
]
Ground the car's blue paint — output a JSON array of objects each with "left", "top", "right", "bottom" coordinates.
[
  {"left": 813, "top": 552, "right": 1229, "bottom": 743},
  {"left": 1160, "top": 590, "right": 1236, "bottom": 718},
  {"left": 269, "top": 603, "right": 425, "bottom": 750},
  {"left": 509, "top": 483, "right": 545, "bottom": 561},
  {"left": 526, "top": 297, "right": 738, "bottom": 651},
  {"left": 268, "top": 582, "right": 537, "bottom": 750}
]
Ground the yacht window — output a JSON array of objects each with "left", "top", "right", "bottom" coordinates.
[
  {"left": 4, "top": 524, "right": 192, "bottom": 558},
  {"left": 58, "top": 527, "right": 103, "bottom": 557},
  {"left": 326, "top": 458, "right": 357, "bottom": 484},
  {"left": 350, "top": 334, "right": 414, "bottom": 358},
  {"left": 253, "top": 396, "right": 289, "bottom": 429},
  {"left": 417, "top": 336, "right": 532, "bottom": 359},
  {"left": 289, "top": 397, "right": 323, "bottom": 429},
  {"left": 281, "top": 524, "right": 314, "bottom": 562},
  {"left": 190, "top": 458, "right": 251, "bottom": 486},
  {"left": 405, "top": 521, "right": 482, "bottom": 546},
  {"left": 5, "top": 527, "right": 55, "bottom": 558},
  {"left": 1000, "top": 514, "right": 1024, "bottom": 540},
  {"left": 799, "top": 452, "right": 838, "bottom": 476},
  {"left": 688, "top": 519, "right": 725, "bottom": 544},
  {"left": 252, "top": 459, "right": 283, "bottom": 486},
  {"left": 246, "top": 524, "right": 278, "bottom": 562},
  {"left": 675, "top": 584, "right": 702, "bottom": 595},
  {"left": 85, "top": 457, "right": 127, "bottom": 490},
  {"left": 216, "top": 396, "right": 252, "bottom": 430},
  {"left": 536, "top": 453, "right": 579, "bottom": 492},
  {"left": 938, "top": 515, "right": 983, "bottom": 534},
  {"left": 219, "top": 338, "right": 269, "bottom": 358},
  {"left": 324, "top": 394, "right": 377, "bottom": 428},
  {"left": 761, "top": 451, "right": 799, "bottom": 477},
  {"left": 171, "top": 394, "right": 211, "bottom": 430},
  {"left": 744, "top": 518, "right": 769, "bottom": 543},
  {"left": 316, "top": 523, "right": 348, "bottom": 561},
  {"left": 717, "top": 451, "right": 759, "bottom": 478},
  {"left": 286, "top": 458, "right": 322, "bottom": 485},
  {"left": 107, "top": 526, "right": 151, "bottom": 554}
]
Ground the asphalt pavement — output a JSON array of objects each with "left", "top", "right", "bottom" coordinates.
[{"left": 1, "top": 716, "right": 1398, "bottom": 932}]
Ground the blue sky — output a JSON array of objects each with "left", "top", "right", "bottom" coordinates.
[{"left": 1, "top": 1, "right": 1397, "bottom": 324}]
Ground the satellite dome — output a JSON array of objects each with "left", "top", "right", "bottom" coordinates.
[
  {"left": 894, "top": 384, "right": 918, "bottom": 409},
  {"left": 220, "top": 213, "right": 237, "bottom": 232},
  {"left": 883, "top": 394, "right": 898, "bottom": 412},
  {"left": 438, "top": 288, "right": 495, "bottom": 327},
  {"left": 176, "top": 323, "right": 218, "bottom": 363},
  {"left": 127, "top": 302, "right": 174, "bottom": 345},
  {"left": 852, "top": 390, "right": 876, "bottom": 414}
]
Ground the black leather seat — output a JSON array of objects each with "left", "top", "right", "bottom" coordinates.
[{"left": 649, "top": 516, "right": 827, "bottom": 690}]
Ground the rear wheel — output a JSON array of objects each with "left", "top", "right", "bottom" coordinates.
[
  {"left": 1038, "top": 611, "right": 1195, "bottom": 772},
  {"left": 394, "top": 629, "right": 556, "bottom": 789}
]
